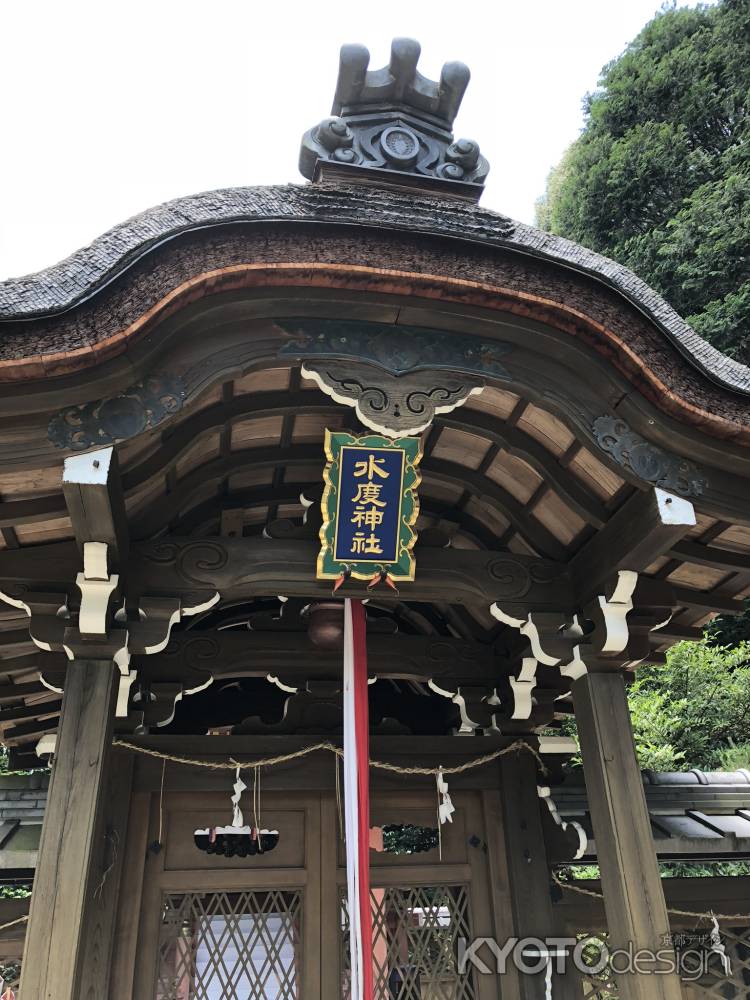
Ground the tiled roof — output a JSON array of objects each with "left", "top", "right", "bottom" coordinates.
[{"left": 553, "top": 769, "right": 750, "bottom": 861}]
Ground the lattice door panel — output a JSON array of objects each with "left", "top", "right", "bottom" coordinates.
[
  {"left": 341, "top": 884, "right": 477, "bottom": 999},
  {"left": 576, "top": 924, "right": 750, "bottom": 999},
  {"left": 580, "top": 973, "right": 619, "bottom": 999},
  {"left": 155, "top": 889, "right": 302, "bottom": 1000},
  {"left": 687, "top": 924, "right": 750, "bottom": 999}
]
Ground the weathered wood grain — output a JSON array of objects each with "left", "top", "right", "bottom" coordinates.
[
  {"left": 572, "top": 672, "right": 684, "bottom": 1000},
  {"left": 20, "top": 659, "right": 117, "bottom": 1000}
]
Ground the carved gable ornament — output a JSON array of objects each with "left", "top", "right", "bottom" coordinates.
[
  {"left": 303, "top": 360, "right": 483, "bottom": 437},
  {"left": 318, "top": 430, "right": 422, "bottom": 583},
  {"left": 280, "top": 319, "right": 510, "bottom": 436},
  {"left": 49, "top": 375, "right": 185, "bottom": 451}
]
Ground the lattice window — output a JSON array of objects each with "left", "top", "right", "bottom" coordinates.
[
  {"left": 576, "top": 935, "right": 619, "bottom": 999},
  {"left": 155, "top": 889, "right": 302, "bottom": 1000},
  {"left": 580, "top": 972, "right": 619, "bottom": 999},
  {"left": 341, "top": 884, "right": 477, "bottom": 999},
  {"left": 687, "top": 924, "right": 750, "bottom": 999},
  {"left": 575, "top": 925, "right": 750, "bottom": 999}
]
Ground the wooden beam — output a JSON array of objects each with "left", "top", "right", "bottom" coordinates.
[
  {"left": 62, "top": 446, "right": 129, "bottom": 569},
  {"left": 0, "top": 537, "right": 574, "bottom": 614},
  {"left": 20, "top": 659, "right": 117, "bottom": 1000},
  {"left": 669, "top": 539, "right": 748, "bottom": 572},
  {"left": 131, "top": 443, "right": 568, "bottom": 556},
  {"left": 78, "top": 750, "right": 134, "bottom": 998},
  {"left": 131, "top": 630, "right": 505, "bottom": 685},
  {"left": 572, "top": 672, "right": 684, "bottom": 1000},
  {"left": 440, "top": 409, "right": 609, "bottom": 528},
  {"left": 671, "top": 585, "right": 747, "bottom": 615},
  {"left": 570, "top": 487, "right": 695, "bottom": 601}
]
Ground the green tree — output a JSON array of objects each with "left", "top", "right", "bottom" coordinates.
[
  {"left": 561, "top": 639, "right": 750, "bottom": 772},
  {"left": 628, "top": 639, "right": 750, "bottom": 771},
  {"left": 536, "top": 0, "right": 750, "bottom": 362}
]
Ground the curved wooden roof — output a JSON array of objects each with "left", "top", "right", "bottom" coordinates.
[
  {"left": 0, "top": 184, "right": 748, "bottom": 400},
  {"left": 0, "top": 181, "right": 748, "bottom": 756}
]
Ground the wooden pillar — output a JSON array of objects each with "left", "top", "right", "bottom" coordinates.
[
  {"left": 497, "top": 754, "right": 579, "bottom": 1000},
  {"left": 79, "top": 748, "right": 134, "bottom": 999},
  {"left": 21, "top": 659, "right": 117, "bottom": 1000},
  {"left": 573, "top": 672, "right": 685, "bottom": 1000}
]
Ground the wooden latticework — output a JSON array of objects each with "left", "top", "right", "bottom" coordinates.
[
  {"left": 580, "top": 972, "right": 619, "bottom": 999},
  {"left": 575, "top": 924, "right": 750, "bottom": 999},
  {"left": 341, "top": 884, "right": 477, "bottom": 999},
  {"left": 155, "top": 889, "right": 302, "bottom": 1000},
  {"left": 683, "top": 924, "right": 750, "bottom": 999}
]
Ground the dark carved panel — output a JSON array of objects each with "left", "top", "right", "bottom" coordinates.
[
  {"left": 278, "top": 319, "right": 512, "bottom": 379},
  {"left": 593, "top": 415, "right": 708, "bottom": 497},
  {"left": 48, "top": 375, "right": 185, "bottom": 451}
]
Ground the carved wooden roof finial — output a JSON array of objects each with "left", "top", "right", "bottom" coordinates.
[{"left": 300, "top": 38, "right": 489, "bottom": 200}]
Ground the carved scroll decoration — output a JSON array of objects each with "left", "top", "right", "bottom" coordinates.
[
  {"left": 302, "top": 359, "right": 484, "bottom": 436},
  {"left": 49, "top": 374, "right": 185, "bottom": 451},
  {"left": 142, "top": 540, "right": 230, "bottom": 588},
  {"left": 593, "top": 415, "right": 707, "bottom": 498}
]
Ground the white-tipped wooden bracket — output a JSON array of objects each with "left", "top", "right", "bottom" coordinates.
[
  {"left": 76, "top": 542, "right": 119, "bottom": 636},
  {"left": 509, "top": 657, "right": 538, "bottom": 720},
  {"left": 538, "top": 785, "right": 588, "bottom": 860},
  {"left": 590, "top": 568, "right": 638, "bottom": 654}
]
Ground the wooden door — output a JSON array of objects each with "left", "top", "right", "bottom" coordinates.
[
  {"left": 116, "top": 786, "right": 502, "bottom": 998},
  {"left": 119, "top": 790, "right": 322, "bottom": 1000},
  {"left": 323, "top": 788, "right": 501, "bottom": 999}
]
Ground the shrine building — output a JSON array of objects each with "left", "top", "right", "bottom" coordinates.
[{"left": 0, "top": 37, "right": 749, "bottom": 1000}]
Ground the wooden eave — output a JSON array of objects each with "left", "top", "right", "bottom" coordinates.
[{"left": 0, "top": 193, "right": 748, "bottom": 756}]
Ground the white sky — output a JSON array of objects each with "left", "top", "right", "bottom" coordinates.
[{"left": 0, "top": 0, "right": 698, "bottom": 280}]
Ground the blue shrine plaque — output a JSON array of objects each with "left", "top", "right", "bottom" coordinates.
[
  {"left": 333, "top": 445, "right": 405, "bottom": 564},
  {"left": 318, "top": 431, "right": 422, "bottom": 581}
]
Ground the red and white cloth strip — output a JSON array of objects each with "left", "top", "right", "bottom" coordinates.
[{"left": 343, "top": 598, "right": 373, "bottom": 1000}]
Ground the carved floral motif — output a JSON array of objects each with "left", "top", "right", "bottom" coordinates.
[
  {"left": 593, "top": 415, "right": 707, "bottom": 497},
  {"left": 49, "top": 375, "right": 185, "bottom": 450},
  {"left": 278, "top": 319, "right": 512, "bottom": 379}
]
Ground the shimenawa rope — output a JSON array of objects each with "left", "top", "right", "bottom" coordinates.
[
  {"left": 0, "top": 915, "right": 27, "bottom": 933},
  {"left": 111, "top": 739, "right": 745, "bottom": 923},
  {"left": 551, "top": 872, "right": 749, "bottom": 923},
  {"left": 112, "top": 737, "right": 548, "bottom": 776}
]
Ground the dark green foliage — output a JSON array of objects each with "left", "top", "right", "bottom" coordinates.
[
  {"left": 0, "top": 883, "right": 31, "bottom": 899},
  {"left": 627, "top": 640, "right": 750, "bottom": 773},
  {"left": 536, "top": 0, "right": 750, "bottom": 362},
  {"left": 381, "top": 823, "right": 438, "bottom": 855},
  {"left": 705, "top": 598, "right": 750, "bottom": 646}
]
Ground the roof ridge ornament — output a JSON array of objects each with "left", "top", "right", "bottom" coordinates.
[{"left": 300, "top": 38, "right": 489, "bottom": 200}]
